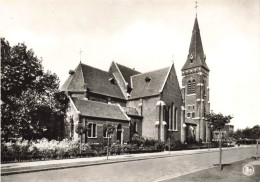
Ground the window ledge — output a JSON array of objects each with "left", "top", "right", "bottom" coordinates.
[
  {"left": 187, "top": 93, "right": 196, "bottom": 96},
  {"left": 88, "top": 137, "right": 97, "bottom": 139}
]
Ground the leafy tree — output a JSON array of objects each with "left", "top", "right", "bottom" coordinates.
[
  {"left": 1, "top": 38, "right": 69, "bottom": 141},
  {"left": 206, "top": 112, "right": 233, "bottom": 170},
  {"left": 75, "top": 122, "right": 88, "bottom": 154},
  {"left": 242, "top": 127, "right": 252, "bottom": 139},
  {"left": 103, "top": 123, "right": 115, "bottom": 159}
]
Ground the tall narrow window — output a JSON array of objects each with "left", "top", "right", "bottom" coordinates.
[
  {"left": 188, "top": 80, "right": 192, "bottom": 94},
  {"left": 88, "top": 123, "right": 97, "bottom": 138},
  {"left": 170, "top": 103, "right": 174, "bottom": 129},
  {"left": 133, "top": 121, "right": 137, "bottom": 133},
  {"left": 192, "top": 79, "right": 196, "bottom": 94},
  {"left": 103, "top": 127, "right": 111, "bottom": 138},
  {"left": 174, "top": 107, "right": 177, "bottom": 130},
  {"left": 70, "top": 118, "right": 74, "bottom": 138}
]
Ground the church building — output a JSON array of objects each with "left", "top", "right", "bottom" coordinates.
[{"left": 60, "top": 16, "right": 211, "bottom": 144}]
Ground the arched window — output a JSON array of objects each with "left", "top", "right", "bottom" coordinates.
[
  {"left": 188, "top": 80, "right": 192, "bottom": 94},
  {"left": 192, "top": 79, "right": 196, "bottom": 94},
  {"left": 174, "top": 107, "right": 177, "bottom": 130}
]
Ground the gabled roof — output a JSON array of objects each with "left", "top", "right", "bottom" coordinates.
[
  {"left": 60, "top": 63, "right": 125, "bottom": 99},
  {"left": 182, "top": 17, "right": 209, "bottom": 71},
  {"left": 185, "top": 117, "right": 197, "bottom": 125},
  {"left": 129, "top": 67, "right": 170, "bottom": 99},
  {"left": 72, "top": 98, "right": 129, "bottom": 121},
  {"left": 115, "top": 62, "right": 140, "bottom": 87}
]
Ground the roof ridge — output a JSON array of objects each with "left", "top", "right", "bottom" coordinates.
[
  {"left": 76, "top": 98, "right": 119, "bottom": 107},
  {"left": 80, "top": 62, "right": 109, "bottom": 74},
  {"left": 131, "top": 66, "right": 170, "bottom": 78},
  {"left": 159, "top": 65, "right": 173, "bottom": 92},
  {"left": 113, "top": 62, "right": 127, "bottom": 85},
  {"left": 114, "top": 62, "right": 141, "bottom": 74}
]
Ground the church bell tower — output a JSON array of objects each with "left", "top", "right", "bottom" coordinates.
[{"left": 181, "top": 16, "right": 210, "bottom": 142}]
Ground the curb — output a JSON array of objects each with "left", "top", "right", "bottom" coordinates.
[
  {"left": 0, "top": 146, "right": 249, "bottom": 176},
  {"left": 155, "top": 157, "right": 254, "bottom": 182}
]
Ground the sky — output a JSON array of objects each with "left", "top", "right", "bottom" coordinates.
[{"left": 1, "top": 0, "right": 260, "bottom": 130}]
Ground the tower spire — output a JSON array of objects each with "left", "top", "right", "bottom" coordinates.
[{"left": 181, "top": 15, "right": 209, "bottom": 71}]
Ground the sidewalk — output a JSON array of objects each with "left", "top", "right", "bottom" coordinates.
[{"left": 1, "top": 145, "right": 255, "bottom": 176}]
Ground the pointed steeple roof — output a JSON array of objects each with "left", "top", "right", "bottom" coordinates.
[{"left": 182, "top": 17, "right": 209, "bottom": 71}]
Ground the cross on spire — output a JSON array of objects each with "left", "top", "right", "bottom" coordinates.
[
  {"left": 195, "top": 1, "right": 198, "bottom": 17},
  {"left": 79, "top": 49, "right": 83, "bottom": 63},
  {"left": 171, "top": 55, "right": 175, "bottom": 63}
]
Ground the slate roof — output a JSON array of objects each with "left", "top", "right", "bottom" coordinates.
[
  {"left": 122, "top": 107, "right": 141, "bottom": 117},
  {"left": 60, "top": 64, "right": 85, "bottom": 92},
  {"left": 115, "top": 62, "right": 140, "bottom": 87},
  {"left": 72, "top": 98, "right": 129, "bottom": 121},
  {"left": 185, "top": 117, "right": 197, "bottom": 125},
  {"left": 60, "top": 63, "right": 125, "bottom": 99},
  {"left": 182, "top": 17, "right": 209, "bottom": 71},
  {"left": 129, "top": 67, "right": 170, "bottom": 99}
]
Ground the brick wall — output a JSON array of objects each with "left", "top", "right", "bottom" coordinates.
[
  {"left": 129, "top": 116, "right": 143, "bottom": 138},
  {"left": 161, "top": 64, "right": 183, "bottom": 141},
  {"left": 127, "top": 96, "right": 160, "bottom": 139},
  {"left": 182, "top": 67, "right": 210, "bottom": 142},
  {"left": 79, "top": 118, "right": 130, "bottom": 144}
]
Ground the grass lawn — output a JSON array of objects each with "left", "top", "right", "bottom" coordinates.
[{"left": 170, "top": 157, "right": 260, "bottom": 182}]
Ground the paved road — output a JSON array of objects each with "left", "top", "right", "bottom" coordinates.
[{"left": 1, "top": 147, "right": 256, "bottom": 182}]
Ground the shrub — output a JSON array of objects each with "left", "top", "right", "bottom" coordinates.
[
  {"left": 110, "top": 144, "right": 123, "bottom": 155},
  {"left": 32, "top": 138, "right": 58, "bottom": 159},
  {"left": 131, "top": 133, "right": 145, "bottom": 146},
  {"left": 154, "top": 140, "right": 165, "bottom": 150},
  {"left": 1, "top": 142, "right": 15, "bottom": 162},
  {"left": 144, "top": 138, "right": 157, "bottom": 147}
]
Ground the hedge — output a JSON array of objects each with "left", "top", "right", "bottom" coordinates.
[{"left": 1, "top": 138, "right": 164, "bottom": 163}]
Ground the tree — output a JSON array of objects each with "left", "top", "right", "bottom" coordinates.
[
  {"left": 1, "top": 38, "right": 69, "bottom": 141},
  {"left": 103, "top": 123, "right": 115, "bottom": 160},
  {"left": 232, "top": 129, "right": 244, "bottom": 140},
  {"left": 75, "top": 122, "right": 88, "bottom": 154},
  {"left": 242, "top": 127, "right": 252, "bottom": 139},
  {"left": 206, "top": 112, "right": 233, "bottom": 170},
  {"left": 251, "top": 125, "right": 260, "bottom": 157}
]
